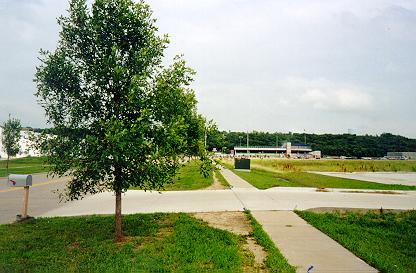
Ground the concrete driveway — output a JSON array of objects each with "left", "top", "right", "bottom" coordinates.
[{"left": 313, "top": 171, "right": 416, "bottom": 186}]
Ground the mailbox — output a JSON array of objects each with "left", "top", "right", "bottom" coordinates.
[{"left": 8, "top": 174, "right": 32, "bottom": 187}]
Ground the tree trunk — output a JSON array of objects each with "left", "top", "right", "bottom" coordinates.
[
  {"left": 114, "top": 188, "right": 122, "bottom": 242},
  {"left": 6, "top": 155, "right": 9, "bottom": 176},
  {"left": 114, "top": 165, "right": 123, "bottom": 242}
]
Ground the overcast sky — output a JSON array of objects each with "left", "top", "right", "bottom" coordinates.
[{"left": 1, "top": 0, "right": 415, "bottom": 137}]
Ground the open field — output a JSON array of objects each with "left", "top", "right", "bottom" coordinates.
[
  {"left": 129, "top": 160, "right": 213, "bottom": 191},
  {"left": 248, "top": 158, "right": 416, "bottom": 172},
  {"left": 220, "top": 159, "right": 416, "bottom": 190},
  {"left": 296, "top": 210, "right": 416, "bottom": 273},
  {"left": 158, "top": 160, "right": 214, "bottom": 191},
  {"left": 0, "top": 212, "right": 293, "bottom": 272},
  {"left": 0, "top": 157, "right": 49, "bottom": 178}
]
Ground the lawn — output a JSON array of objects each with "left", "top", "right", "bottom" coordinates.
[
  {"left": 0, "top": 213, "right": 293, "bottom": 272},
  {"left": 296, "top": 210, "right": 416, "bottom": 273},
  {"left": 130, "top": 160, "right": 214, "bottom": 191},
  {"left": 232, "top": 168, "right": 416, "bottom": 190},
  {"left": 0, "top": 157, "right": 49, "bottom": 177}
]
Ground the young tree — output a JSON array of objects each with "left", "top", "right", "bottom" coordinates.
[
  {"left": 1, "top": 114, "right": 22, "bottom": 174},
  {"left": 34, "top": 0, "right": 209, "bottom": 242}
]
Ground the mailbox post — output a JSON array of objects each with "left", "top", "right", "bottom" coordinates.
[{"left": 8, "top": 174, "right": 32, "bottom": 221}]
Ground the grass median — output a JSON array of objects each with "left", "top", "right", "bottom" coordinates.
[
  {"left": 232, "top": 168, "right": 416, "bottom": 190},
  {"left": 296, "top": 210, "right": 416, "bottom": 273},
  {"left": 214, "top": 168, "right": 230, "bottom": 188}
]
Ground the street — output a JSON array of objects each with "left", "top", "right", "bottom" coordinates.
[{"left": 0, "top": 174, "right": 71, "bottom": 224}]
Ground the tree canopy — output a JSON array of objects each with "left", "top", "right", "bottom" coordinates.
[
  {"left": 34, "top": 0, "right": 208, "bottom": 241},
  {"left": 1, "top": 114, "right": 22, "bottom": 171}
]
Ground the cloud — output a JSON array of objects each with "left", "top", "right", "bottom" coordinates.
[
  {"left": 301, "top": 88, "right": 373, "bottom": 112},
  {"left": 1, "top": 0, "right": 416, "bottom": 137}
]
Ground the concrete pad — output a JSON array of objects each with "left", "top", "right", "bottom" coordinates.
[
  {"left": 314, "top": 171, "right": 416, "bottom": 186},
  {"left": 252, "top": 211, "right": 377, "bottom": 273},
  {"left": 235, "top": 188, "right": 416, "bottom": 211}
]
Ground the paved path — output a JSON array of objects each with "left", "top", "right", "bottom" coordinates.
[
  {"left": 252, "top": 211, "right": 377, "bottom": 273},
  {"left": 313, "top": 171, "right": 416, "bottom": 186},
  {"left": 42, "top": 190, "right": 245, "bottom": 217},
  {"left": 220, "top": 168, "right": 255, "bottom": 189},
  {"left": 0, "top": 174, "right": 70, "bottom": 224}
]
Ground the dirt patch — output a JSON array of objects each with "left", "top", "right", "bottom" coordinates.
[
  {"left": 245, "top": 237, "right": 266, "bottom": 265},
  {"left": 341, "top": 190, "right": 403, "bottom": 195},
  {"left": 204, "top": 172, "right": 228, "bottom": 190},
  {"left": 193, "top": 211, "right": 251, "bottom": 235},
  {"left": 316, "top": 188, "right": 330, "bottom": 192},
  {"left": 305, "top": 207, "right": 407, "bottom": 214},
  {"left": 192, "top": 211, "right": 267, "bottom": 269}
]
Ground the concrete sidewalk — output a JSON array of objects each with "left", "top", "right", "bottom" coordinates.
[
  {"left": 41, "top": 186, "right": 416, "bottom": 217},
  {"left": 252, "top": 211, "right": 377, "bottom": 273},
  {"left": 42, "top": 190, "right": 245, "bottom": 217},
  {"left": 220, "top": 168, "right": 256, "bottom": 189}
]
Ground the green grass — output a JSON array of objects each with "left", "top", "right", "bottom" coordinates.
[
  {"left": 214, "top": 168, "right": 230, "bottom": 188},
  {"left": 0, "top": 213, "right": 264, "bottom": 272},
  {"left": 0, "top": 156, "right": 49, "bottom": 177},
  {"left": 250, "top": 158, "right": 416, "bottom": 172},
  {"left": 231, "top": 168, "right": 416, "bottom": 190},
  {"left": 296, "top": 210, "right": 416, "bottom": 273},
  {"left": 162, "top": 160, "right": 213, "bottom": 191},
  {"left": 245, "top": 210, "right": 296, "bottom": 273},
  {"left": 130, "top": 160, "right": 214, "bottom": 191}
]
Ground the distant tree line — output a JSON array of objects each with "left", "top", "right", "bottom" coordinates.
[
  {"left": 22, "top": 127, "right": 55, "bottom": 134},
  {"left": 207, "top": 131, "right": 416, "bottom": 157}
]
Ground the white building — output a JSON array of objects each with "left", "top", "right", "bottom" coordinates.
[
  {"left": 0, "top": 127, "right": 41, "bottom": 159},
  {"left": 233, "top": 142, "right": 320, "bottom": 158}
]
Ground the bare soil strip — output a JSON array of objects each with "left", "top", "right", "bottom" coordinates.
[{"left": 192, "top": 211, "right": 267, "bottom": 270}]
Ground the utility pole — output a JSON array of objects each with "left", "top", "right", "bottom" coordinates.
[
  {"left": 246, "top": 132, "right": 249, "bottom": 148},
  {"left": 304, "top": 129, "right": 306, "bottom": 145}
]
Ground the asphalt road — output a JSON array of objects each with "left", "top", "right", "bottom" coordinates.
[{"left": 0, "top": 173, "right": 71, "bottom": 224}]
